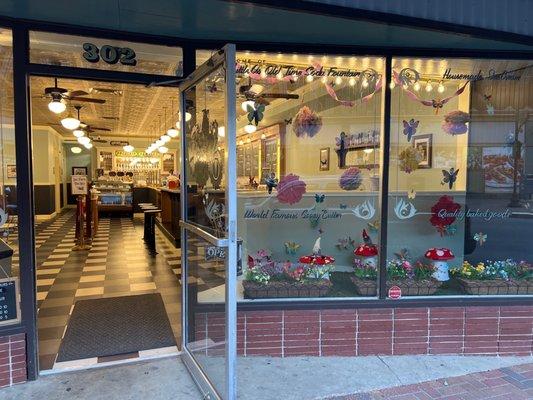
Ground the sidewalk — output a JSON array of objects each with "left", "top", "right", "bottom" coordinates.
[
  {"left": 1, "top": 354, "right": 532, "bottom": 400},
  {"left": 326, "top": 363, "right": 533, "bottom": 400}
]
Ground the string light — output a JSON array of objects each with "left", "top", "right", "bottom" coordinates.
[
  {"left": 305, "top": 74, "right": 314, "bottom": 83},
  {"left": 335, "top": 76, "right": 342, "bottom": 85},
  {"left": 260, "top": 69, "right": 267, "bottom": 79},
  {"left": 425, "top": 80, "right": 433, "bottom": 92},
  {"left": 321, "top": 76, "right": 327, "bottom": 84},
  {"left": 349, "top": 77, "right": 356, "bottom": 86},
  {"left": 362, "top": 78, "right": 369, "bottom": 88},
  {"left": 276, "top": 71, "right": 283, "bottom": 80},
  {"left": 438, "top": 81, "right": 445, "bottom": 93},
  {"left": 244, "top": 124, "right": 257, "bottom": 134},
  {"left": 413, "top": 81, "right": 421, "bottom": 91},
  {"left": 389, "top": 81, "right": 395, "bottom": 90}
]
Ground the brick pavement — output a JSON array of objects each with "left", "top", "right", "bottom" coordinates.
[{"left": 327, "top": 363, "right": 533, "bottom": 400}]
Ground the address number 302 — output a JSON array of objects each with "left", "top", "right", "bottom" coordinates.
[{"left": 82, "top": 43, "right": 137, "bottom": 66}]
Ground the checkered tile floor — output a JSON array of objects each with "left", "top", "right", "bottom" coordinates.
[{"left": 32, "top": 209, "right": 183, "bottom": 371}]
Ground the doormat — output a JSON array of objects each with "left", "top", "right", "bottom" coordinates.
[{"left": 56, "top": 293, "right": 176, "bottom": 362}]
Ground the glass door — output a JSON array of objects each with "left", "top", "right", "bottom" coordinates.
[{"left": 179, "top": 45, "right": 237, "bottom": 400}]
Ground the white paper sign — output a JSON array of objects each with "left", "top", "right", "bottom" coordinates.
[{"left": 71, "top": 175, "right": 88, "bottom": 195}]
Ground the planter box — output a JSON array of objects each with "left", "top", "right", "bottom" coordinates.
[
  {"left": 454, "top": 277, "right": 532, "bottom": 295},
  {"left": 243, "top": 280, "right": 332, "bottom": 299},
  {"left": 350, "top": 277, "right": 441, "bottom": 296}
]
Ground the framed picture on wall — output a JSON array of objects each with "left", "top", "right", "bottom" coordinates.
[
  {"left": 72, "top": 166, "right": 88, "bottom": 176},
  {"left": 413, "top": 134, "right": 432, "bottom": 169},
  {"left": 319, "top": 147, "right": 330, "bottom": 171},
  {"left": 6, "top": 165, "right": 16, "bottom": 179}
]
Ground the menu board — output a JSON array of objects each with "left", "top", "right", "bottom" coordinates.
[
  {"left": 237, "top": 142, "right": 259, "bottom": 178},
  {"left": 261, "top": 137, "right": 278, "bottom": 182},
  {"left": 162, "top": 153, "right": 175, "bottom": 173},
  {"left": 0, "top": 278, "right": 20, "bottom": 326}
]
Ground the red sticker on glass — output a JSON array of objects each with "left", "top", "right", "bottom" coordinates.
[{"left": 388, "top": 285, "right": 402, "bottom": 299}]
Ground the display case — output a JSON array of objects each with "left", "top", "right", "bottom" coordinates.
[{"left": 93, "top": 180, "right": 133, "bottom": 216}]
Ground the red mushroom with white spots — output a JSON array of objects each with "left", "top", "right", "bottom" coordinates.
[
  {"left": 354, "top": 229, "right": 378, "bottom": 267},
  {"left": 425, "top": 247, "right": 454, "bottom": 281}
]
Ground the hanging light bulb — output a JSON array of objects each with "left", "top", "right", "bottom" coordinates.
[
  {"left": 123, "top": 144, "right": 134, "bottom": 152},
  {"left": 146, "top": 147, "right": 153, "bottom": 154},
  {"left": 218, "top": 126, "right": 225, "bottom": 137},
  {"left": 260, "top": 69, "right": 267, "bottom": 79},
  {"left": 389, "top": 80, "right": 396, "bottom": 90},
  {"left": 241, "top": 100, "right": 255, "bottom": 112},
  {"left": 349, "top": 77, "right": 356, "bottom": 86},
  {"left": 70, "top": 146, "right": 82, "bottom": 154},
  {"left": 158, "top": 146, "right": 168, "bottom": 154},
  {"left": 78, "top": 136, "right": 90, "bottom": 145},
  {"left": 425, "top": 80, "right": 433, "bottom": 92},
  {"left": 48, "top": 98, "right": 66, "bottom": 114},
  {"left": 83, "top": 142, "right": 93, "bottom": 149},
  {"left": 246, "top": 137, "right": 251, "bottom": 143},
  {"left": 73, "top": 129, "right": 85, "bottom": 138},
  {"left": 335, "top": 76, "right": 342, "bottom": 85},
  {"left": 160, "top": 134, "right": 171, "bottom": 143},
  {"left": 305, "top": 74, "right": 314, "bottom": 83},
  {"left": 61, "top": 114, "right": 80, "bottom": 130},
  {"left": 438, "top": 81, "right": 445, "bottom": 93},
  {"left": 413, "top": 81, "right": 421, "bottom": 91},
  {"left": 155, "top": 139, "right": 164, "bottom": 147},
  {"left": 261, "top": 133, "right": 266, "bottom": 139},
  {"left": 244, "top": 124, "right": 257, "bottom": 134},
  {"left": 238, "top": 139, "right": 244, "bottom": 146},
  {"left": 362, "top": 78, "right": 369, "bottom": 88},
  {"left": 276, "top": 71, "right": 283, "bottom": 80}
]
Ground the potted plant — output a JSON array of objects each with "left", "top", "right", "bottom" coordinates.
[
  {"left": 450, "top": 259, "right": 532, "bottom": 295},
  {"left": 350, "top": 249, "right": 441, "bottom": 296}
]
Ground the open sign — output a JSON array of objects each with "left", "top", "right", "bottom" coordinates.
[{"left": 205, "top": 246, "right": 226, "bottom": 261}]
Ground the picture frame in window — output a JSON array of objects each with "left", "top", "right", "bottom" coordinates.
[
  {"left": 72, "top": 166, "right": 88, "bottom": 176},
  {"left": 413, "top": 134, "right": 433, "bottom": 169},
  {"left": 319, "top": 147, "right": 330, "bottom": 171},
  {"left": 6, "top": 165, "right": 16, "bottom": 179}
]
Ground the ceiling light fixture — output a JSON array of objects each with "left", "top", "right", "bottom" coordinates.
[
  {"left": 167, "top": 127, "right": 179, "bottom": 138},
  {"left": 48, "top": 97, "right": 66, "bottom": 114},
  {"left": 78, "top": 136, "right": 91, "bottom": 145},
  {"left": 244, "top": 124, "right": 257, "bottom": 134},
  {"left": 70, "top": 146, "right": 82, "bottom": 154},
  {"left": 73, "top": 129, "right": 85, "bottom": 138},
  {"left": 161, "top": 135, "right": 171, "bottom": 143},
  {"left": 158, "top": 146, "right": 168, "bottom": 154},
  {"left": 83, "top": 142, "right": 93, "bottom": 149},
  {"left": 61, "top": 114, "right": 80, "bottom": 130},
  {"left": 123, "top": 144, "right": 134, "bottom": 152},
  {"left": 241, "top": 100, "right": 255, "bottom": 112}
]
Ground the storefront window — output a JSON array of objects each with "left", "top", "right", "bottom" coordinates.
[
  {"left": 29, "top": 31, "right": 183, "bottom": 76},
  {"left": 387, "top": 58, "right": 533, "bottom": 296},
  {"left": 222, "top": 51, "right": 385, "bottom": 300}
]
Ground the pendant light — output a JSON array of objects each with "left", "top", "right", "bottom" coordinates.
[
  {"left": 244, "top": 124, "right": 257, "bottom": 134},
  {"left": 160, "top": 108, "right": 171, "bottom": 143},
  {"left": 241, "top": 100, "right": 255, "bottom": 112},
  {"left": 73, "top": 129, "right": 85, "bottom": 138},
  {"left": 48, "top": 95, "right": 66, "bottom": 114},
  {"left": 123, "top": 144, "right": 134, "bottom": 152},
  {"left": 61, "top": 105, "right": 81, "bottom": 130},
  {"left": 70, "top": 146, "right": 82, "bottom": 154},
  {"left": 83, "top": 142, "right": 93, "bottom": 149},
  {"left": 78, "top": 136, "right": 91, "bottom": 145},
  {"left": 158, "top": 146, "right": 168, "bottom": 154},
  {"left": 167, "top": 100, "right": 179, "bottom": 137}
]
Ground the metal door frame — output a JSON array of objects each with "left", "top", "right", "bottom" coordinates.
[{"left": 179, "top": 44, "right": 237, "bottom": 400}]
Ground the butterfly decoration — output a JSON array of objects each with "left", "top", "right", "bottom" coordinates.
[
  {"left": 339, "top": 204, "right": 347, "bottom": 209},
  {"left": 483, "top": 94, "right": 495, "bottom": 115},
  {"left": 315, "top": 193, "right": 325, "bottom": 203},
  {"left": 207, "top": 82, "right": 218, "bottom": 93},
  {"left": 473, "top": 232, "right": 487, "bottom": 246},
  {"left": 407, "top": 189, "right": 417, "bottom": 199},
  {"left": 445, "top": 224, "right": 457, "bottom": 236},
  {"left": 284, "top": 241, "right": 301, "bottom": 255},
  {"left": 284, "top": 117, "right": 293, "bottom": 125},
  {"left": 441, "top": 168, "right": 459, "bottom": 190},
  {"left": 394, "top": 70, "right": 469, "bottom": 114},
  {"left": 247, "top": 103, "right": 265, "bottom": 126},
  {"left": 265, "top": 173, "right": 278, "bottom": 194},
  {"left": 367, "top": 220, "right": 380, "bottom": 233},
  {"left": 402, "top": 119, "right": 419, "bottom": 142},
  {"left": 336, "top": 236, "right": 355, "bottom": 251},
  {"left": 394, "top": 248, "right": 410, "bottom": 261}
]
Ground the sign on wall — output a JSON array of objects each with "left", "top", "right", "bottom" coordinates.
[
  {"left": 71, "top": 175, "right": 88, "bottom": 195},
  {"left": 0, "top": 278, "right": 20, "bottom": 326}
]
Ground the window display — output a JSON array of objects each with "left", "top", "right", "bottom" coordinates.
[
  {"left": 386, "top": 58, "right": 533, "bottom": 296},
  {"left": 229, "top": 51, "right": 385, "bottom": 299}
]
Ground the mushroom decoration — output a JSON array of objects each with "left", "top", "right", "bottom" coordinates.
[
  {"left": 299, "top": 236, "right": 335, "bottom": 266},
  {"left": 354, "top": 229, "right": 378, "bottom": 267},
  {"left": 425, "top": 248, "right": 454, "bottom": 281}
]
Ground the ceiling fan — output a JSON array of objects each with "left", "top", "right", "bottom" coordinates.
[
  {"left": 238, "top": 78, "right": 299, "bottom": 105},
  {"left": 37, "top": 78, "right": 106, "bottom": 114}
]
